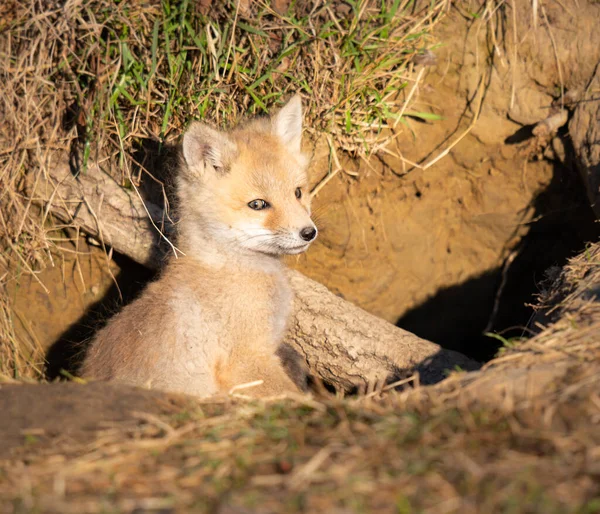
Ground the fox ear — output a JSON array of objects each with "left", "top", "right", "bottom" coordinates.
[
  {"left": 272, "top": 94, "right": 303, "bottom": 153},
  {"left": 182, "top": 122, "right": 237, "bottom": 176}
]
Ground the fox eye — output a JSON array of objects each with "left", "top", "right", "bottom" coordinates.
[
  {"left": 295, "top": 187, "right": 302, "bottom": 199},
  {"left": 248, "top": 199, "right": 269, "bottom": 210}
]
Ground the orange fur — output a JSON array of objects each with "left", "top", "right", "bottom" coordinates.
[{"left": 81, "top": 96, "right": 316, "bottom": 398}]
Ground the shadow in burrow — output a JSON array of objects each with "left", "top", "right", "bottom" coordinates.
[
  {"left": 44, "top": 251, "right": 157, "bottom": 381},
  {"left": 45, "top": 137, "right": 180, "bottom": 380},
  {"left": 396, "top": 124, "right": 600, "bottom": 363}
]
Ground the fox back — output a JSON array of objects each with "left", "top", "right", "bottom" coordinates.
[{"left": 81, "top": 95, "right": 317, "bottom": 397}]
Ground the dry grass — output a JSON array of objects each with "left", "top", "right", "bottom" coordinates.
[
  {"left": 494, "top": 241, "right": 600, "bottom": 368},
  {"left": 1, "top": 393, "right": 598, "bottom": 513},
  {"left": 0, "top": 295, "right": 45, "bottom": 381},
  {"left": 0, "top": 0, "right": 447, "bottom": 262},
  {"left": 1, "top": 243, "right": 599, "bottom": 513},
  {"left": 1, "top": 377, "right": 599, "bottom": 513}
]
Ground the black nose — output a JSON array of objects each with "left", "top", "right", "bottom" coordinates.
[{"left": 300, "top": 226, "right": 317, "bottom": 242}]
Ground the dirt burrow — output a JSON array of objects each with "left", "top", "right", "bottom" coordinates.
[
  {"left": 7, "top": 1, "right": 600, "bottom": 363},
  {"left": 291, "top": 0, "right": 600, "bottom": 357}
]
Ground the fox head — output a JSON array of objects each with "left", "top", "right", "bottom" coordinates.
[{"left": 179, "top": 95, "right": 317, "bottom": 257}]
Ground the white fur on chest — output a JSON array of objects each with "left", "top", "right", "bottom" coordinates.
[{"left": 170, "top": 268, "right": 292, "bottom": 364}]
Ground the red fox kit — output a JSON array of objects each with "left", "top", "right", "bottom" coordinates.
[{"left": 81, "top": 95, "right": 317, "bottom": 397}]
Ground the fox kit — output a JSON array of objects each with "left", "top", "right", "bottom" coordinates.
[{"left": 81, "top": 95, "right": 317, "bottom": 397}]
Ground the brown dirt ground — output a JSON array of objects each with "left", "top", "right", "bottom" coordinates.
[
  {"left": 7, "top": 240, "right": 122, "bottom": 357},
  {"left": 5, "top": 236, "right": 155, "bottom": 378},
  {"left": 294, "top": 132, "right": 553, "bottom": 323}
]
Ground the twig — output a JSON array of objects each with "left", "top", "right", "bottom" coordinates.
[
  {"left": 484, "top": 249, "right": 519, "bottom": 333},
  {"left": 228, "top": 379, "right": 264, "bottom": 396},
  {"left": 421, "top": 77, "right": 485, "bottom": 171},
  {"left": 393, "top": 67, "right": 425, "bottom": 130},
  {"left": 81, "top": 194, "right": 122, "bottom": 301},
  {"left": 128, "top": 178, "right": 183, "bottom": 259},
  {"left": 310, "top": 136, "right": 343, "bottom": 198},
  {"left": 540, "top": 4, "right": 564, "bottom": 108}
]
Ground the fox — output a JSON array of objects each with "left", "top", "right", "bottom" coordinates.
[{"left": 81, "top": 95, "right": 317, "bottom": 398}]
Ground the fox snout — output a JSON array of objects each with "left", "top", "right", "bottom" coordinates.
[
  {"left": 270, "top": 219, "right": 317, "bottom": 256},
  {"left": 287, "top": 222, "right": 318, "bottom": 253}
]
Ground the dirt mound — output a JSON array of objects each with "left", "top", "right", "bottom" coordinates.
[
  {"left": 437, "top": 240, "right": 600, "bottom": 407},
  {"left": 0, "top": 382, "right": 192, "bottom": 459}
]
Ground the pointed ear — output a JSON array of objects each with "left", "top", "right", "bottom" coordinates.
[
  {"left": 272, "top": 94, "right": 303, "bottom": 153},
  {"left": 182, "top": 122, "right": 238, "bottom": 176}
]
